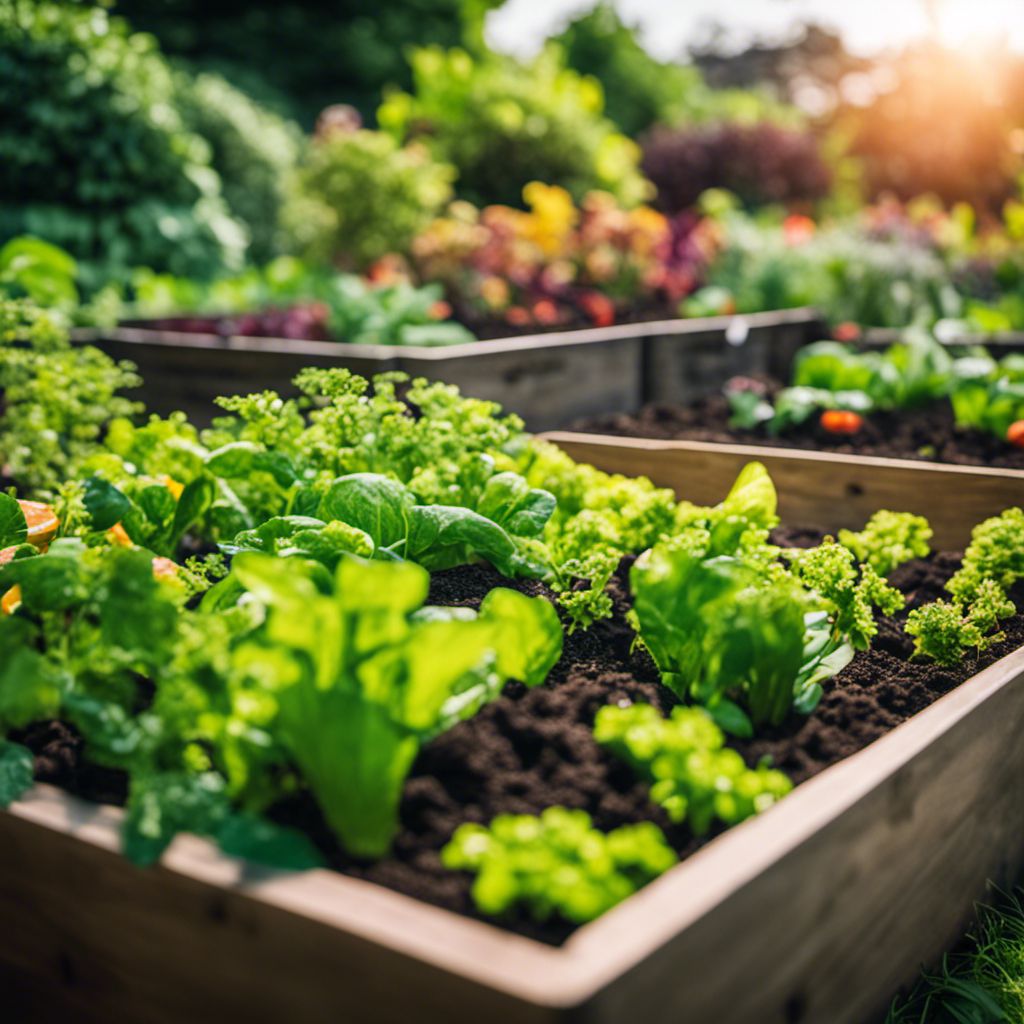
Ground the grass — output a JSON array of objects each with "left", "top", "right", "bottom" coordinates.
[{"left": 886, "top": 889, "right": 1024, "bottom": 1023}]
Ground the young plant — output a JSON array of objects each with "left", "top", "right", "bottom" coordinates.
[
  {"left": 905, "top": 581, "right": 1015, "bottom": 666},
  {"left": 786, "top": 539, "right": 905, "bottom": 649},
  {"left": 947, "top": 508, "right": 1024, "bottom": 605},
  {"left": 838, "top": 511, "right": 933, "bottom": 577},
  {"left": 441, "top": 807, "right": 677, "bottom": 924},
  {"left": 229, "top": 554, "right": 563, "bottom": 858},
  {"left": 630, "top": 531, "right": 826, "bottom": 736},
  {"left": 0, "top": 298, "right": 141, "bottom": 497},
  {"left": 593, "top": 703, "right": 792, "bottom": 835}
]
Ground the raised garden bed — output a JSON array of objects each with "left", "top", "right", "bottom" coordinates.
[
  {"left": 3, "top": 445, "right": 1024, "bottom": 1024},
  {"left": 571, "top": 387, "right": 1024, "bottom": 472},
  {"left": 82, "top": 308, "right": 825, "bottom": 430},
  {"left": 541, "top": 432, "right": 1024, "bottom": 550}
]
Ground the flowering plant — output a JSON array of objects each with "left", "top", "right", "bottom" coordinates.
[{"left": 405, "top": 184, "right": 714, "bottom": 330}]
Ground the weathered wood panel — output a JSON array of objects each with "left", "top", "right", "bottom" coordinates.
[
  {"left": 83, "top": 310, "right": 825, "bottom": 431},
  {"left": 644, "top": 308, "right": 827, "bottom": 406}
]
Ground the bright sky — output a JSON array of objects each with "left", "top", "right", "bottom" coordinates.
[{"left": 487, "top": 0, "right": 1024, "bottom": 60}]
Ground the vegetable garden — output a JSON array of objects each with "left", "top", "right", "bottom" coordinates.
[{"left": 5, "top": 2, "right": 1024, "bottom": 1022}]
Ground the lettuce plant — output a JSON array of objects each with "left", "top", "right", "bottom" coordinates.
[
  {"left": 905, "top": 582, "right": 1015, "bottom": 666},
  {"left": 630, "top": 536, "right": 826, "bottom": 736},
  {"left": 594, "top": 703, "right": 792, "bottom": 835},
  {"left": 442, "top": 807, "right": 676, "bottom": 924},
  {"left": 229, "top": 554, "right": 562, "bottom": 858},
  {"left": 630, "top": 464, "right": 864, "bottom": 735},
  {"left": 786, "top": 540, "right": 905, "bottom": 650},
  {"left": 947, "top": 508, "right": 1024, "bottom": 605},
  {"left": 838, "top": 511, "right": 933, "bottom": 577}
]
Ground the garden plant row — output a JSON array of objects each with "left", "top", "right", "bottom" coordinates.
[{"left": 2, "top": 297, "right": 1024, "bottom": 1024}]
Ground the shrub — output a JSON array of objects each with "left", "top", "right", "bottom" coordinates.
[
  {"left": 552, "top": 3, "right": 703, "bottom": 138},
  {"left": 641, "top": 122, "right": 832, "bottom": 214},
  {"left": 110, "top": 0, "right": 502, "bottom": 129},
  {"left": 0, "top": 2, "right": 246, "bottom": 292},
  {"left": 378, "top": 46, "right": 650, "bottom": 210},
  {"left": 174, "top": 72, "right": 304, "bottom": 264},
  {"left": 286, "top": 130, "right": 455, "bottom": 270}
]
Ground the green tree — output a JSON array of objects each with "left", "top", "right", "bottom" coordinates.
[
  {"left": 0, "top": 1, "right": 246, "bottom": 291},
  {"left": 553, "top": 3, "right": 702, "bottom": 138},
  {"left": 110, "top": 0, "right": 506, "bottom": 129}
]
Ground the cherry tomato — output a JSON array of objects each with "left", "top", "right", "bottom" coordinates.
[
  {"left": 820, "top": 410, "right": 864, "bottom": 435},
  {"left": 1007, "top": 420, "right": 1024, "bottom": 448}
]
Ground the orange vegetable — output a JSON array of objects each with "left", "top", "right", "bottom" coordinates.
[
  {"left": 1007, "top": 420, "right": 1024, "bottom": 448},
  {"left": 832, "top": 322, "right": 862, "bottom": 343},
  {"left": 20, "top": 501, "right": 58, "bottom": 546},
  {"left": 108, "top": 522, "right": 134, "bottom": 547},
  {"left": 1, "top": 585, "right": 20, "bottom": 615},
  {"left": 531, "top": 300, "right": 559, "bottom": 324},
  {"left": 158, "top": 475, "right": 184, "bottom": 500},
  {"left": 820, "top": 410, "right": 864, "bottom": 435}
]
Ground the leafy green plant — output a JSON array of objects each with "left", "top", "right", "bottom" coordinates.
[
  {"left": 0, "top": 299, "right": 141, "bottom": 497},
  {"left": 786, "top": 539, "right": 904, "bottom": 650},
  {"left": 628, "top": 465, "right": 875, "bottom": 735},
  {"left": 0, "top": 2, "right": 246, "bottom": 290},
  {"left": 947, "top": 508, "right": 1024, "bottom": 606},
  {"left": 838, "top": 511, "right": 933, "bottom": 577},
  {"left": 0, "top": 236, "right": 78, "bottom": 309},
  {"left": 905, "top": 583, "right": 1015, "bottom": 666},
  {"left": 378, "top": 45, "right": 649, "bottom": 209},
  {"left": 229, "top": 554, "right": 562, "bottom": 858},
  {"left": 224, "top": 472, "right": 552, "bottom": 577},
  {"left": 631, "top": 535, "right": 827, "bottom": 736},
  {"left": 593, "top": 703, "right": 792, "bottom": 834},
  {"left": 286, "top": 130, "right": 455, "bottom": 271},
  {"left": 441, "top": 807, "right": 676, "bottom": 923},
  {"left": 323, "top": 276, "right": 474, "bottom": 347}
]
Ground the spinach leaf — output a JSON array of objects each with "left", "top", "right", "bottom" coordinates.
[
  {"left": 0, "top": 740, "right": 34, "bottom": 808},
  {"left": 0, "top": 493, "right": 27, "bottom": 549},
  {"left": 83, "top": 476, "right": 132, "bottom": 531}
]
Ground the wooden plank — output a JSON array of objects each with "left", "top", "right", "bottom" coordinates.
[
  {"left": 644, "top": 311, "right": 827, "bottom": 406},
  {"left": 0, "top": 789, "right": 577, "bottom": 1024},
  {"left": 540, "top": 432, "right": 1024, "bottom": 551},
  {"left": 82, "top": 310, "right": 824, "bottom": 431},
  {"left": 398, "top": 336, "right": 644, "bottom": 431}
]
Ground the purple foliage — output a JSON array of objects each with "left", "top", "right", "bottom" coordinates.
[{"left": 640, "top": 122, "right": 832, "bottom": 214}]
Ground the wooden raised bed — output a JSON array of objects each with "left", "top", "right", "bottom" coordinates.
[
  {"left": 864, "top": 326, "right": 1024, "bottom": 351},
  {"left": 3, "top": 447, "right": 1024, "bottom": 1023},
  {"left": 84, "top": 309, "right": 825, "bottom": 431},
  {"left": 542, "top": 432, "right": 1024, "bottom": 551}
]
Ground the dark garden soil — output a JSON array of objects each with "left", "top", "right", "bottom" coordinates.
[
  {"left": 572, "top": 390, "right": 1024, "bottom": 470},
  {"left": 15, "top": 541, "right": 1024, "bottom": 945}
]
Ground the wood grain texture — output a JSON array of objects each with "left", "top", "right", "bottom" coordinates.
[
  {"left": 540, "top": 432, "right": 1024, "bottom": 551},
  {"left": 644, "top": 311, "right": 827, "bottom": 406},
  {"left": 83, "top": 309, "right": 824, "bottom": 431}
]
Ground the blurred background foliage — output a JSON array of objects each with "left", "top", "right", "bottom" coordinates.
[
  {"left": 108, "top": 0, "right": 505, "bottom": 129},
  {"left": 4, "top": 0, "right": 1024, "bottom": 332}
]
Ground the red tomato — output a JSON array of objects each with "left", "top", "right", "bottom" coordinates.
[
  {"left": 1007, "top": 420, "right": 1024, "bottom": 447},
  {"left": 820, "top": 410, "right": 864, "bottom": 435},
  {"left": 531, "top": 300, "right": 559, "bottom": 324}
]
